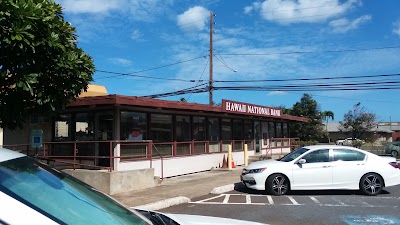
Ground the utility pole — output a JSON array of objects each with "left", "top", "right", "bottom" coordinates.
[{"left": 209, "top": 11, "right": 214, "bottom": 105}]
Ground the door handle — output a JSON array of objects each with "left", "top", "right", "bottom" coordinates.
[{"left": 323, "top": 166, "right": 331, "bottom": 168}]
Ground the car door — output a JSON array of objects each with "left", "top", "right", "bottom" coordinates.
[
  {"left": 331, "top": 149, "right": 366, "bottom": 189},
  {"left": 291, "top": 149, "right": 332, "bottom": 190}
]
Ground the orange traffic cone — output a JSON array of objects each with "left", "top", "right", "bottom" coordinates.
[
  {"left": 222, "top": 154, "right": 228, "bottom": 168},
  {"left": 231, "top": 155, "right": 236, "bottom": 168}
]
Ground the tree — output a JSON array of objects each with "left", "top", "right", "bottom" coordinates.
[
  {"left": 321, "top": 110, "right": 334, "bottom": 143},
  {"left": 289, "top": 94, "right": 325, "bottom": 141},
  {"left": 0, "top": 0, "right": 95, "bottom": 129},
  {"left": 338, "top": 102, "right": 377, "bottom": 144}
]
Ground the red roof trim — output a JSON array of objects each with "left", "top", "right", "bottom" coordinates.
[{"left": 68, "top": 95, "right": 308, "bottom": 122}]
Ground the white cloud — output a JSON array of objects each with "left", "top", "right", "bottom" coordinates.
[
  {"left": 177, "top": 6, "right": 209, "bottom": 32},
  {"left": 329, "top": 15, "right": 371, "bottom": 33},
  {"left": 393, "top": 19, "right": 400, "bottom": 37},
  {"left": 255, "top": 0, "right": 361, "bottom": 24},
  {"left": 57, "top": 0, "right": 121, "bottom": 14},
  {"left": 268, "top": 91, "right": 288, "bottom": 96},
  {"left": 131, "top": 29, "right": 143, "bottom": 40},
  {"left": 109, "top": 58, "right": 133, "bottom": 67},
  {"left": 57, "top": 0, "right": 174, "bottom": 22},
  {"left": 244, "top": 2, "right": 262, "bottom": 14}
]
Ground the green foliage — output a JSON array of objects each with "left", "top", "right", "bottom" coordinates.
[
  {"left": 289, "top": 94, "right": 325, "bottom": 141},
  {"left": 291, "top": 140, "right": 319, "bottom": 150},
  {"left": 338, "top": 103, "right": 377, "bottom": 143},
  {"left": 0, "top": 0, "right": 95, "bottom": 129}
]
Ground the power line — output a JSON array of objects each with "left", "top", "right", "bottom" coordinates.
[
  {"left": 187, "top": 56, "right": 209, "bottom": 101},
  {"left": 96, "top": 55, "right": 207, "bottom": 80},
  {"left": 214, "top": 73, "right": 400, "bottom": 83},
  {"left": 217, "top": 45, "right": 400, "bottom": 57}
]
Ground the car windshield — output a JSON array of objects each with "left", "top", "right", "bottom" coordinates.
[
  {"left": 279, "top": 147, "right": 310, "bottom": 162},
  {"left": 0, "top": 156, "right": 151, "bottom": 225}
]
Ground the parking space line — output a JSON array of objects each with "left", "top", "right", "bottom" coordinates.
[
  {"left": 332, "top": 197, "right": 348, "bottom": 206},
  {"left": 223, "top": 194, "right": 230, "bottom": 203},
  {"left": 267, "top": 195, "right": 274, "bottom": 205},
  {"left": 310, "top": 197, "right": 320, "bottom": 204},
  {"left": 246, "top": 195, "right": 251, "bottom": 204},
  {"left": 287, "top": 196, "right": 299, "bottom": 205},
  {"left": 197, "top": 194, "right": 223, "bottom": 203}
]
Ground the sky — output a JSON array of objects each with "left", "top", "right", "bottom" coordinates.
[{"left": 55, "top": 0, "right": 400, "bottom": 122}]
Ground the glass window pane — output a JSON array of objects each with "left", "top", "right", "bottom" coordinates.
[
  {"left": 268, "top": 122, "right": 276, "bottom": 138},
  {"left": 262, "top": 121, "right": 269, "bottom": 145},
  {"left": 208, "top": 118, "right": 220, "bottom": 141},
  {"left": 333, "top": 149, "right": 366, "bottom": 161},
  {"left": 151, "top": 114, "right": 172, "bottom": 142},
  {"left": 282, "top": 123, "right": 288, "bottom": 138},
  {"left": 192, "top": 116, "right": 206, "bottom": 141},
  {"left": 75, "top": 113, "right": 95, "bottom": 141},
  {"left": 276, "top": 122, "right": 282, "bottom": 138},
  {"left": 303, "top": 149, "right": 330, "bottom": 163},
  {"left": 221, "top": 118, "right": 232, "bottom": 140},
  {"left": 232, "top": 119, "right": 242, "bottom": 140},
  {"left": 176, "top": 116, "right": 191, "bottom": 141},
  {"left": 54, "top": 114, "right": 71, "bottom": 141},
  {"left": 120, "top": 111, "right": 147, "bottom": 141},
  {"left": 244, "top": 120, "right": 253, "bottom": 140}
]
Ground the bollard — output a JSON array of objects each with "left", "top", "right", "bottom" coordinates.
[
  {"left": 228, "top": 144, "right": 232, "bottom": 170},
  {"left": 244, "top": 144, "right": 248, "bottom": 166}
]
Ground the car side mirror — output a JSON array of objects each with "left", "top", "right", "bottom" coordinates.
[{"left": 297, "top": 159, "right": 306, "bottom": 164}]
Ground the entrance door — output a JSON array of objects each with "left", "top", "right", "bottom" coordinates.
[{"left": 254, "top": 121, "right": 261, "bottom": 153}]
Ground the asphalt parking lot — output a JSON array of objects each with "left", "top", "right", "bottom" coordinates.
[{"left": 162, "top": 183, "right": 400, "bottom": 225}]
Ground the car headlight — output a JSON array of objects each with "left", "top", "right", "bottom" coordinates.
[{"left": 248, "top": 168, "right": 267, "bottom": 174}]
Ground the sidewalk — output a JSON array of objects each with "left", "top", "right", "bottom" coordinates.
[{"left": 112, "top": 166, "right": 243, "bottom": 210}]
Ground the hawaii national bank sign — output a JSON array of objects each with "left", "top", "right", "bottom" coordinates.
[{"left": 222, "top": 99, "right": 282, "bottom": 117}]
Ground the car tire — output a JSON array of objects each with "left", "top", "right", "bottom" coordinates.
[
  {"left": 266, "top": 174, "right": 289, "bottom": 196},
  {"left": 359, "top": 173, "right": 383, "bottom": 196},
  {"left": 391, "top": 150, "right": 398, "bottom": 158}
]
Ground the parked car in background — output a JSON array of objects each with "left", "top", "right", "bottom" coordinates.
[
  {"left": 0, "top": 148, "right": 268, "bottom": 225},
  {"left": 336, "top": 137, "right": 364, "bottom": 146},
  {"left": 385, "top": 137, "right": 400, "bottom": 157},
  {"left": 241, "top": 145, "right": 400, "bottom": 196}
]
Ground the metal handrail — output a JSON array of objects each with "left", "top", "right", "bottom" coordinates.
[{"left": 151, "top": 143, "right": 164, "bottom": 180}]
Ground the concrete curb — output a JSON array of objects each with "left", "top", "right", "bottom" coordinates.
[
  {"left": 210, "top": 184, "right": 235, "bottom": 194},
  {"left": 132, "top": 196, "right": 191, "bottom": 211}
]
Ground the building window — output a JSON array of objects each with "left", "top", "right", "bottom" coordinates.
[
  {"left": 54, "top": 114, "right": 71, "bottom": 141},
  {"left": 192, "top": 116, "right": 206, "bottom": 141},
  {"left": 151, "top": 114, "right": 172, "bottom": 142},
  {"left": 282, "top": 123, "right": 288, "bottom": 138},
  {"left": 120, "top": 111, "right": 147, "bottom": 141},
  {"left": 268, "top": 122, "right": 276, "bottom": 138},
  {"left": 221, "top": 118, "right": 232, "bottom": 140},
  {"left": 75, "top": 113, "right": 95, "bottom": 141},
  {"left": 276, "top": 122, "right": 282, "bottom": 138},
  {"left": 176, "top": 116, "right": 191, "bottom": 141},
  {"left": 244, "top": 120, "right": 253, "bottom": 140},
  {"left": 262, "top": 121, "right": 269, "bottom": 145},
  {"left": 207, "top": 117, "right": 220, "bottom": 141},
  {"left": 232, "top": 119, "right": 243, "bottom": 140}
]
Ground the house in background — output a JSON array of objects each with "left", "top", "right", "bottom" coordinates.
[{"left": 324, "top": 122, "right": 395, "bottom": 145}]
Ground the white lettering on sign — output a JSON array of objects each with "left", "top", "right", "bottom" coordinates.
[{"left": 223, "top": 100, "right": 282, "bottom": 117}]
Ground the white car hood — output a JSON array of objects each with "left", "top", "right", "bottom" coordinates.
[
  {"left": 164, "top": 213, "right": 269, "bottom": 225},
  {"left": 245, "top": 159, "right": 283, "bottom": 170}
]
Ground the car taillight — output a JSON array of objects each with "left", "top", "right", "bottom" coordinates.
[{"left": 389, "top": 162, "right": 399, "bottom": 169}]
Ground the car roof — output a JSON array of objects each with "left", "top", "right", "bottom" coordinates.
[
  {"left": 303, "top": 145, "right": 363, "bottom": 151},
  {"left": 0, "top": 148, "right": 25, "bottom": 163}
]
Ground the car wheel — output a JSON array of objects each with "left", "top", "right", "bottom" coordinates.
[
  {"left": 359, "top": 173, "right": 383, "bottom": 196},
  {"left": 266, "top": 174, "right": 289, "bottom": 196},
  {"left": 391, "top": 150, "right": 398, "bottom": 158}
]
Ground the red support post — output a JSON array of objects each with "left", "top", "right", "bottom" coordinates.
[
  {"left": 73, "top": 143, "right": 77, "bottom": 170},
  {"left": 109, "top": 141, "right": 113, "bottom": 172}
]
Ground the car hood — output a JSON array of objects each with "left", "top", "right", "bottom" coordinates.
[
  {"left": 164, "top": 213, "right": 269, "bottom": 225},
  {"left": 245, "top": 159, "right": 283, "bottom": 170}
]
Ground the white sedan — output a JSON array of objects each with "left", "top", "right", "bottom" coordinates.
[
  {"left": 0, "top": 147, "right": 268, "bottom": 225},
  {"left": 241, "top": 145, "right": 400, "bottom": 196}
]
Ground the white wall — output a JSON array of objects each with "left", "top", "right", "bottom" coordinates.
[{"left": 0, "top": 128, "right": 3, "bottom": 146}]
